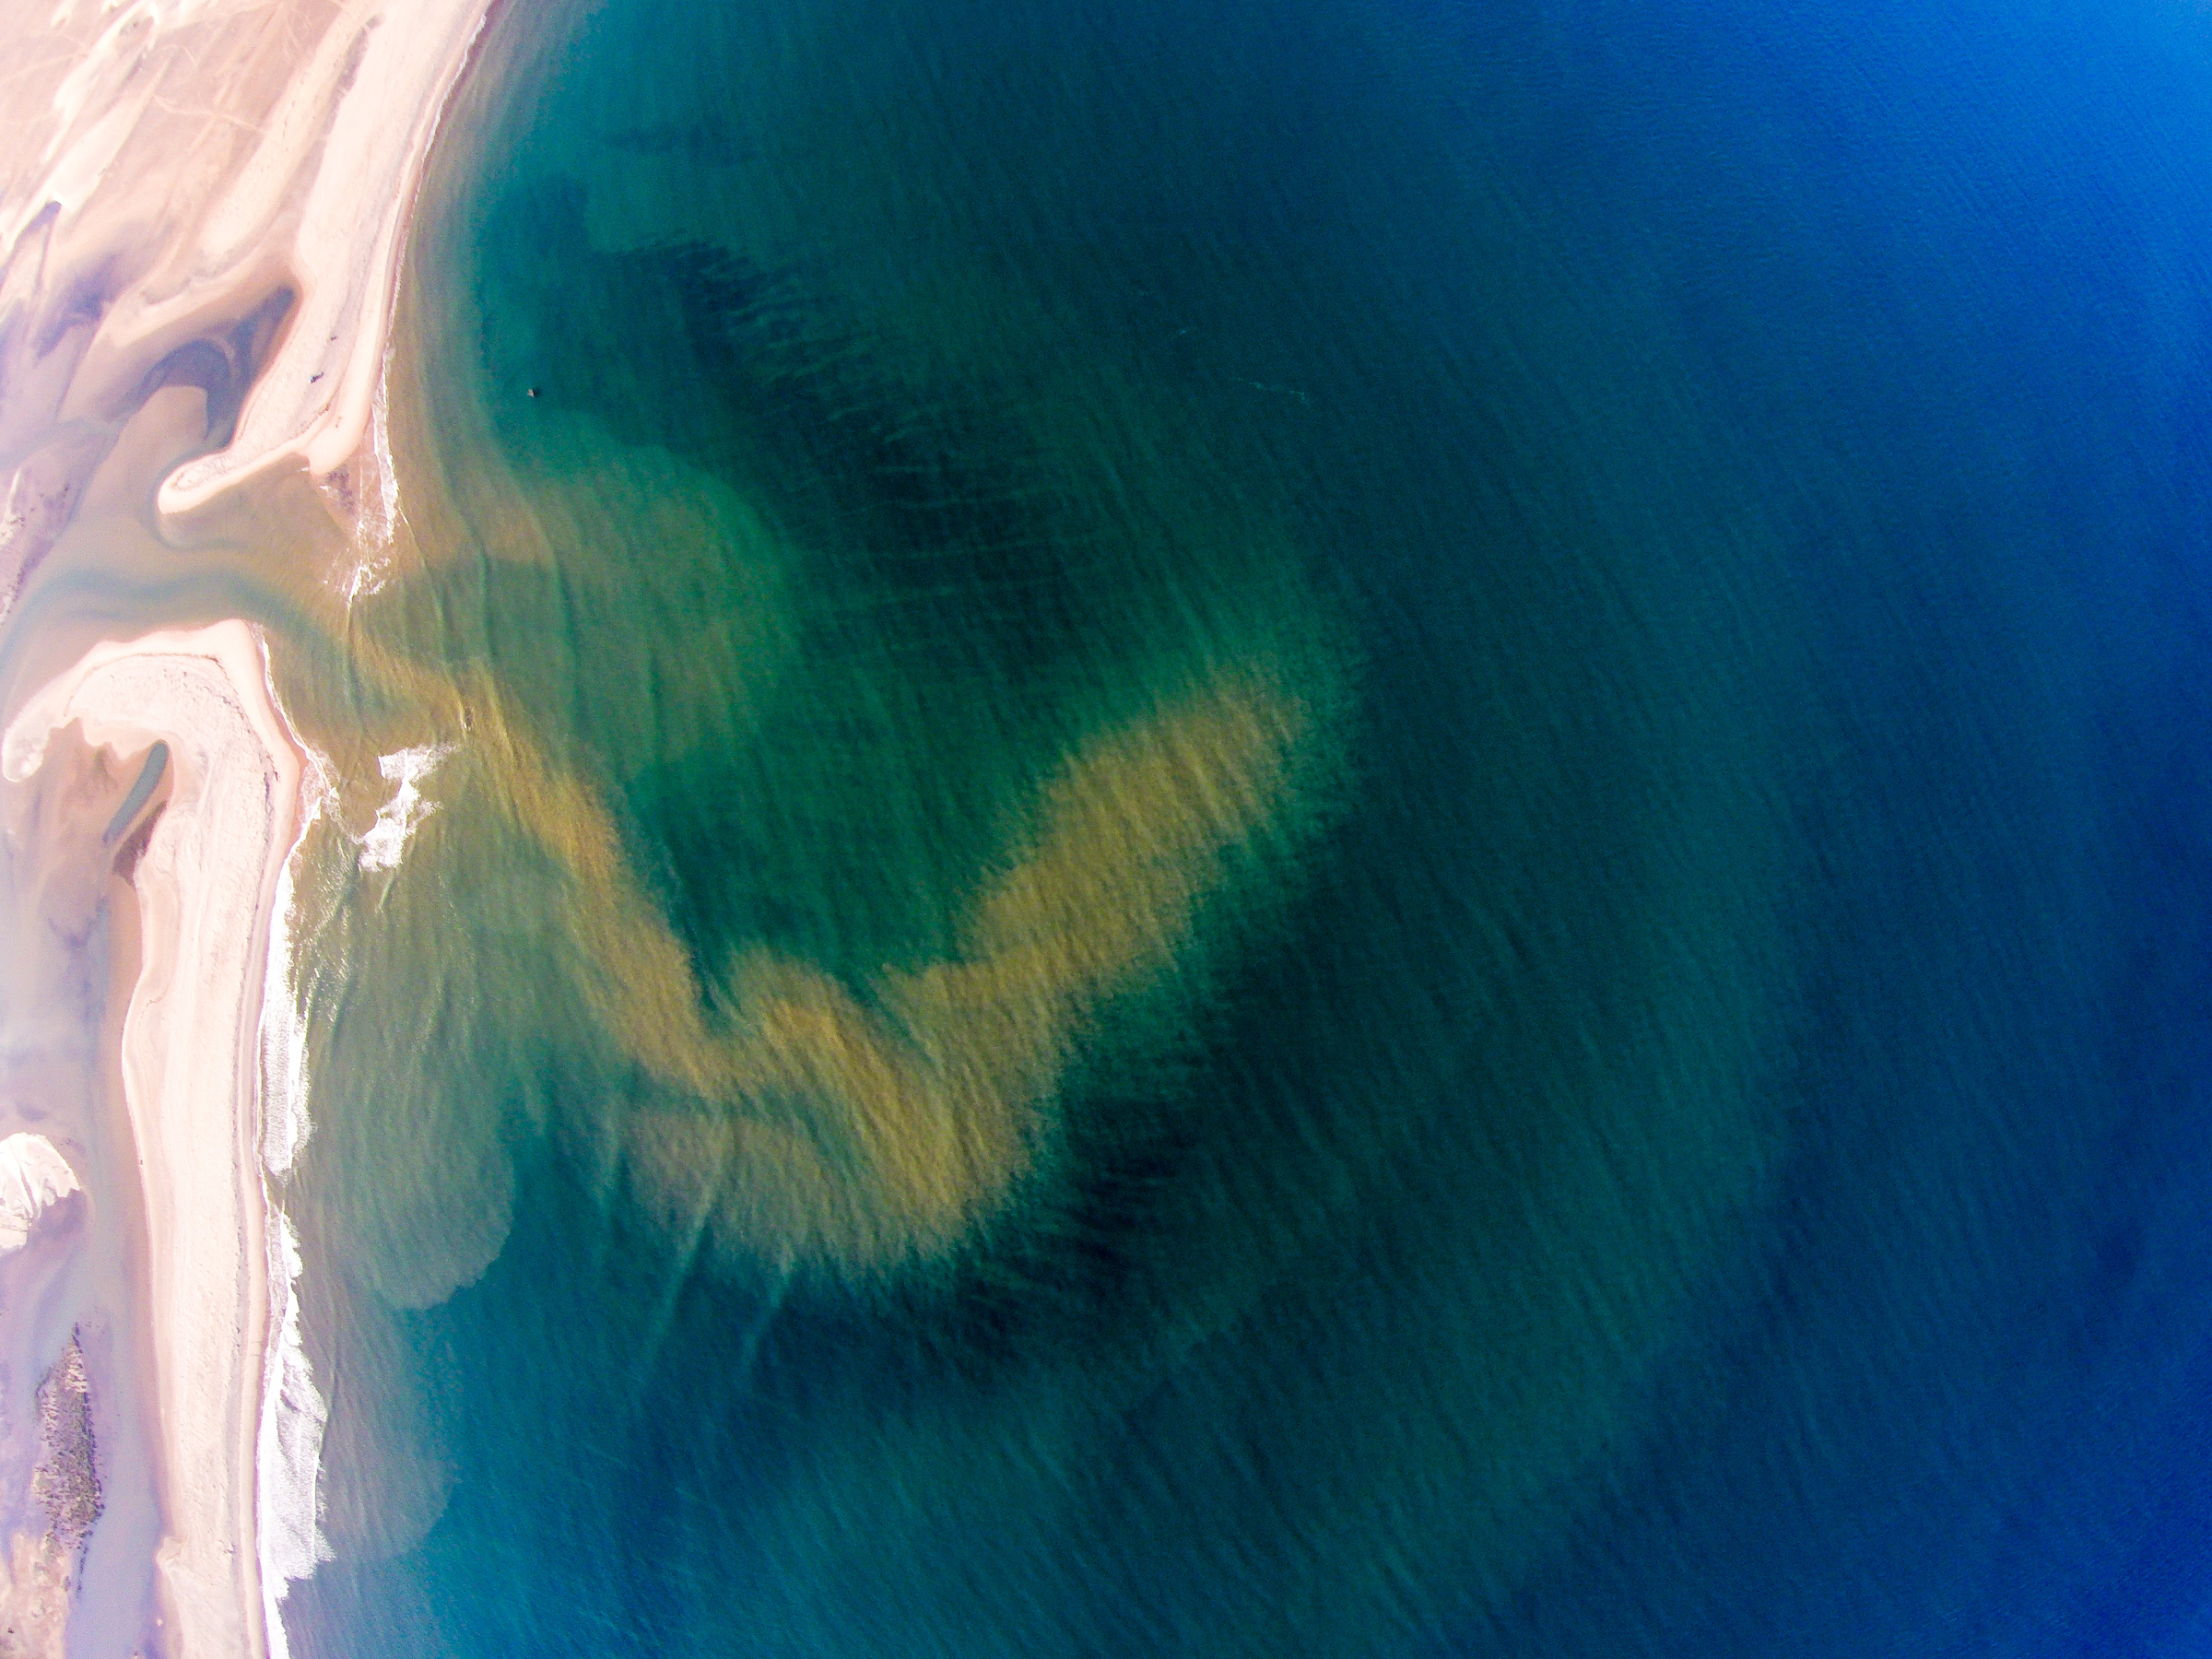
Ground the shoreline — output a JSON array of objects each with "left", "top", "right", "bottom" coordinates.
[
  {"left": 0, "top": 0, "right": 494, "bottom": 621},
  {"left": 3, "top": 624, "right": 314, "bottom": 1659},
  {"left": 0, "top": 0, "right": 498, "bottom": 1650}
]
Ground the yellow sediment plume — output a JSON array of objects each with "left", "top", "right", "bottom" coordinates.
[
  {"left": 388, "top": 653, "right": 1324, "bottom": 1270},
  {"left": 622, "top": 665, "right": 1322, "bottom": 1269}
]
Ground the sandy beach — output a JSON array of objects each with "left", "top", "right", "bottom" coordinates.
[
  {"left": 4, "top": 625, "right": 310, "bottom": 1658},
  {"left": 0, "top": 0, "right": 490, "bottom": 1651},
  {"left": 0, "top": 0, "right": 494, "bottom": 542}
]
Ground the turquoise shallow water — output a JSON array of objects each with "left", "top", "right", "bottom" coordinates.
[{"left": 237, "top": 0, "right": 2212, "bottom": 1654}]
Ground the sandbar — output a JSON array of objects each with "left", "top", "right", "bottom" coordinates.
[
  {"left": 4, "top": 623, "right": 309, "bottom": 1658},
  {"left": 0, "top": 0, "right": 495, "bottom": 1649}
]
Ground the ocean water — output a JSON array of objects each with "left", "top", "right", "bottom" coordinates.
[{"left": 237, "top": 0, "right": 2212, "bottom": 1653}]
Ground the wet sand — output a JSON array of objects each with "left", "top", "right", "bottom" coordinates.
[
  {"left": 5, "top": 624, "right": 309, "bottom": 1657},
  {"left": 0, "top": 0, "right": 492, "bottom": 1651}
]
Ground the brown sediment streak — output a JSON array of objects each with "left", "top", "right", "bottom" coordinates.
[
  {"left": 3, "top": 623, "right": 311, "bottom": 1659},
  {"left": 379, "top": 639, "right": 1328, "bottom": 1269}
]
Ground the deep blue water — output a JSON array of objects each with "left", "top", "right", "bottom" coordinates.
[{"left": 269, "top": 0, "right": 2212, "bottom": 1654}]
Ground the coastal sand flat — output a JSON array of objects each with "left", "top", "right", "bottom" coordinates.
[
  {"left": 0, "top": 0, "right": 490, "bottom": 610},
  {"left": 0, "top": 0, "right": 493, "bottom": 1648},
  {"left": 4, "top": 624, "right": 306, "bottom": 1658}
]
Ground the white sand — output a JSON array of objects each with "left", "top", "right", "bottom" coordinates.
[
  {"left": 4, "top": 623, "right": 309, "bottom": 1659},
  {"left": 0, "top": 0, "right": 495, "bottom": 1650},
  {"left": 0, "top": 1134, "right": 79, "bottom": 1254}
]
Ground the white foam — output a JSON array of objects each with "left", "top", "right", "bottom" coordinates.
[
  {"left": 0, "top": 0, "right": 488, "bottom": 1648},
  {"left": 259, "top": 757, "right": 329, "bottom": 1180},
  {"left": 256, "top": 1209, "right": 329, "bottom": 1659},
  {"left": 341, "top": 347, "right": 406, "bottom": 605},
  {"left": 0, "top": 1133, "right": 78, "bottom": 1253},
  {"left": 358, "top": 742, "right": 451, "bottom": 873},
  {"left": 255, "top": 694, "right": 333, "bottom": 1659}
]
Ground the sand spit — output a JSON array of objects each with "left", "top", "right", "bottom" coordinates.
[
  {"left": 0, "top": 0, "right": 497, "bottom": 1649},
  {"left": 0, "top": 0, "right": 492, "bottom": 612},
  {"left": 3, "top": 623, "right": 310, "bottom": 1659},
  {"left": 0, "top": 1134, "right": 79, "bottom": 1254}
]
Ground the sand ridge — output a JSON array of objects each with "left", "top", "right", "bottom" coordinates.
[
  {"left": 0, "top": 0, "right": 499, "bottom": 1648},
  {"left": 5, "top": 622, "right": 312, "bottom": 1659}
]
